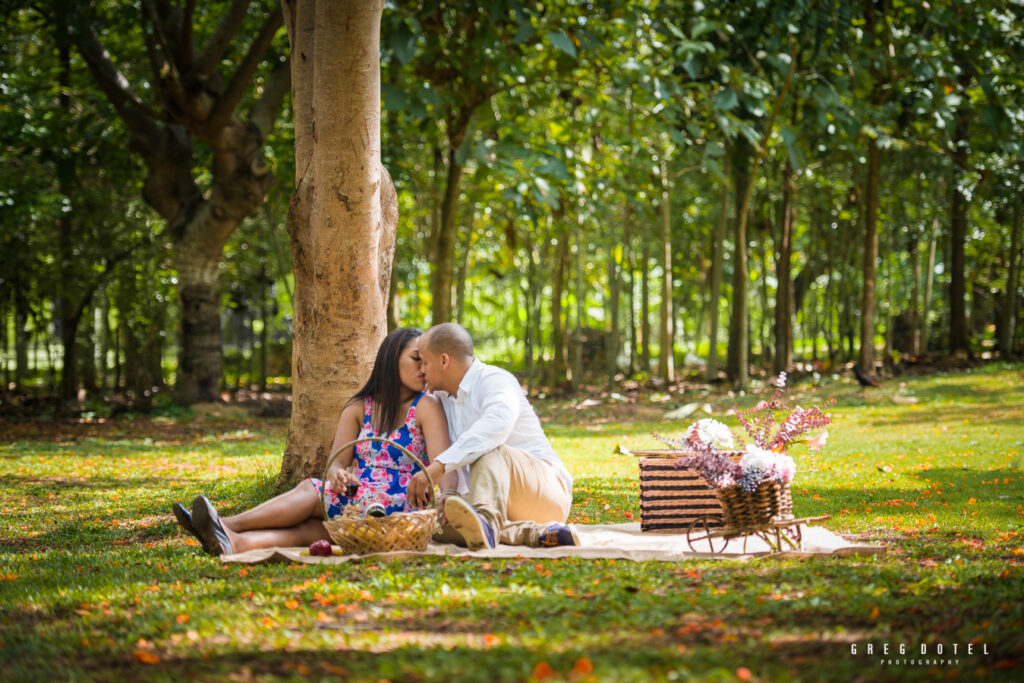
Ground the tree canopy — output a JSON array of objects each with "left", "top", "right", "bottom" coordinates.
[{"left": 2, "top": 0, "right": 1023, "bottom": 413}]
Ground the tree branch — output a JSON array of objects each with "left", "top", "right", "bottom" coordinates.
[
  {"left": 204, "top": 6, "right": 284, "bottom": 136},
  {"left": 180, "top": 0, "right": 195, "bottom": 69},
  {"left": 141, "top": 0, "right": 187, "bottom": 107},
  {"left": 67, "top": 11, "right": 163, "bottom": 144},
  {"left": 250, "top": 59, "right": 291, "bottom": 138},
  {"left": 195, "top": 0, "right": 252, "bottom": 77}
]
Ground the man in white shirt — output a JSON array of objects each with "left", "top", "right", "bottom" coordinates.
[{"left": 407, "top": 323, "right": 579, "bottom": 549}]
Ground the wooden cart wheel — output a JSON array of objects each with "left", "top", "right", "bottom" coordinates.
[{"left": 686, "top": 516, "right": 728, "bottom": 554}]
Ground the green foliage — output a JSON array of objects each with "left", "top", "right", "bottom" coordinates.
[{"left": 2, "top": 365, "right": 1023, "bottom": 680}]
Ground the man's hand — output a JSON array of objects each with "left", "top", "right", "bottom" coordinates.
[
  {"left": 407, "top": 461, "right": 445, "bottom": 509},
  {"left": 436, "top": 493, "right": 459, "bottom": 526}
]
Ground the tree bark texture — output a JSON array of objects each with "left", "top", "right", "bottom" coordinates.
[{"left": 279, "top": 0, "right": 398, "bottom": 484}]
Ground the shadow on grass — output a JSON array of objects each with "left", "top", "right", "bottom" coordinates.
[{"left": 5, "top": 558, "right": 1022, "bottom": 682}]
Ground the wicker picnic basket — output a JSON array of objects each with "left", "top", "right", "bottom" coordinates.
[
  {"left": 320, "top": 437, "right": 438, "bottom": 555},
  {"left": 631, "top": 449, "right": 743, "bottom": 533},
  {"left": 715, "top": 479, "right": 794, "bottom": 529}
]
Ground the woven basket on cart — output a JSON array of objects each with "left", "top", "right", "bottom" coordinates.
[
  {"left": 715, "top": 479, "right": 794, "bottom": 529},
  {"left": 320, "top": 437, "right": 438, "bottom": 555},
  {"left": 632, "top": 449, "right": 743, "bottom": 533}
]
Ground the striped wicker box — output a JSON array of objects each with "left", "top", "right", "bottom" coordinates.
[{"left": 636, "top": 450, "right": 742, "bottom": 534}]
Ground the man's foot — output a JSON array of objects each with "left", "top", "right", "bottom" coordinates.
[
  {"left": 538, "top": 523, "right": 580, "bottom": 548},
  {"left": 191, "top": 495, "right": 234, "bottom": 556},
  {"left": 443, "top": 497, "right": 495, "bottom": 550},
  {"left": 172, "top": 502, "right": 213, "bottom": 554}
]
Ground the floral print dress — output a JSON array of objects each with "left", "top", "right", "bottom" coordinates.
[{"left": 313, "top": 393, "right": 427, "bottom": 518}]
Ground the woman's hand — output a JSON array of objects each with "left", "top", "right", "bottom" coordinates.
[{"left": 329, "top": 466, "right": 360, "bottom": 494}]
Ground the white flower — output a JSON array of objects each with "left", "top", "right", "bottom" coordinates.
[
  {"left": 687, "top": 418, "right": 735, "bottom": 449},
  {"left": 739, "top": 444, "right": 775, "bottom": 471}
]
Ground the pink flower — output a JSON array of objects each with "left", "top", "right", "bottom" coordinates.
[{"left": 805, "top": 430, "right": 829, "bottom": 451}]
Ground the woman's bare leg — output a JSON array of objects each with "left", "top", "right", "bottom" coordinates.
[
  {"left": 220, "top": 479, "right": 324, "bottom": 534},
  {"left": 228, "top": 518, "right": 330, "bottom": 553}
]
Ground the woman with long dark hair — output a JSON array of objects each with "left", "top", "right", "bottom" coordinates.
[{"left": 171, "top": 327, "right": 459, "bottom": 555}]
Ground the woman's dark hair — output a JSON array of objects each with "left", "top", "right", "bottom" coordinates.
[{"left": 351, "top": 327, "right": 422, "bottom": 433}]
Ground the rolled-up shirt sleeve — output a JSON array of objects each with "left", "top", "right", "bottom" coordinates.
[{"left": 436, "top": 375, "right": 522, "bottom": 470}]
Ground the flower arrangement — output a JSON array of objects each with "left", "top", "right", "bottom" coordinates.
[{"left": 656, "top": 372, "right": 833, "bottom": 492}]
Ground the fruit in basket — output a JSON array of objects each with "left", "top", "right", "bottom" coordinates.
[{"left": 309, "top": 539, "right": 333, "bottom": 556}]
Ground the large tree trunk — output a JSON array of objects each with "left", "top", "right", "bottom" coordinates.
[
  {"left": 175, "top": 253, "right": 223, "bottom": 402},
  {"left": 279, "top": 0, "right": 398, "bottom": 484},
  {"left": 1000, "top": 203, "right": 1022, "bottom": 356},
  {"left": 948, "top": 104, "right": 971, "bottom": 354},
  {"left": 706, "top": 153, "right": 729, "bottom": 381}
]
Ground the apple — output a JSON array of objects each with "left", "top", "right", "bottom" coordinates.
[{"left": 309, "top": 539, "right": 333, "bottom": 556}]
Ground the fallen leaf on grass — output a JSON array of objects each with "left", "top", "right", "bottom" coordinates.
[
  {"left": 572, "top": 657, "right": 594, "bottom": 676},
  {"left": 533, "top": 661, "right": 556, "bottom": 680},
  {"left": 133, "top": 650, "right": 159, "bottom": 664}
]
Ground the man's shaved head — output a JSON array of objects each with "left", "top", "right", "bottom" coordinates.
[{"left": 422, "top": 322, "right": 474, "bottom": 360}]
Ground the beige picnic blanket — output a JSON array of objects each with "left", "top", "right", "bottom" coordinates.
[{"left": 220, "top": 523, "right": 884, "bottom": 565}]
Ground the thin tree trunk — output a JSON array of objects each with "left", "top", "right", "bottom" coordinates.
[
  {"left": 658, "top": 152, "right": 674, "bottom": 383},
  {"left": 548, "top": 222, "right": 570, "bottom": 387},
  {"left": 774, "top": 162, "right": 795, "bottom": 373},
  {"left": 280, "top": 0, "right": 397, "bottom": 484},
  {"left": 706, "top": 153, "right": 729, "bottom": 381},
  {"left": 641, "top": 242, "right": 651, "bottom": 373},
  {"left": 923, "top": 217, "right": 938, "bottom": 354},
  {"left": 727, "top": 141, "right": 751, "bottom": 387},
  {"left": 454, "top": 205, "right": 474, "bottom": 324},
  {"left": 572, "top": 192, "right": 585, "bottom": 390},
  {"left": 948, "top": 101, "right": 971, "bottom": 354},
  {"left": 1000, "top": 203, "right": 1022, "bottom": 356},
  {"left": 430, "top": 119, "right": 471, "bottom": 325},
  {"left": 858, "top": 138, "right": 881, "bottom": 371},
  {"left": 607, "top": 233, "right": 620, "bottom": 390},
  {"left": 910, "top": 230, "right": 922, "bottom": 357},
  {"left": 14, "top": 291, "right": 28, "bottom": 391}
]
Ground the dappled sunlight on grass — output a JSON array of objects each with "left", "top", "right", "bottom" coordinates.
[{"left": 2, "top": 363, "right": 1024, "bottom": 681}]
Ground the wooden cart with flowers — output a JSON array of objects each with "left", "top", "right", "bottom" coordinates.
[{"left": 624, "top": 372, "right": 835, "bottom": 556}]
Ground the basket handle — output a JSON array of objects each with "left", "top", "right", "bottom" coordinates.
[{"left": 320, "top": 436, "right": 436, "bottom": 519}]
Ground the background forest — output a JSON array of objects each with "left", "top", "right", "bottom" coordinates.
[{"left": 2, "top": 0, "right": 1023, "bottom": 414}]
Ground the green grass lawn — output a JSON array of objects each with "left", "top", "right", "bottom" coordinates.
[{"left": 2, "top": 363, "right": 1023, "bottom": 681}]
